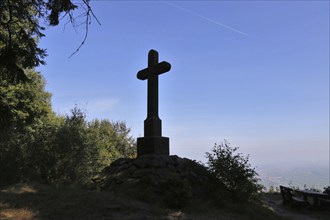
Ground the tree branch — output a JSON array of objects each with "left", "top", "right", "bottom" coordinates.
[{"left": 68, "top": 0, "right": 101, "bottom": 58}]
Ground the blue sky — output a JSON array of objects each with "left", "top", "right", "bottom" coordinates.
[{"left": 38, "top": 1, "right": 329, "bottom": 169}]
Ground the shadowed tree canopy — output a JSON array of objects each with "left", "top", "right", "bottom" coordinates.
[
  {"left": 0, "top": 69, "right": 52, "bottom": 137},
  {"left": 0, "top": 0, "right": 97, "bottom": 82}
]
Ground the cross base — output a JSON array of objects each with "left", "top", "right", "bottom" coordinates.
[{"left": 137, "top": 136, "right": 169, "bottom": 157}]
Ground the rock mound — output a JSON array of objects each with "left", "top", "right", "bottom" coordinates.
[{"left": 93, "top": 154, "right": 221, "bottom": 207}]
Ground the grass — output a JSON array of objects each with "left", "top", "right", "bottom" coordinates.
[
  {"left": 0, "top": 182, "right": 301, "bottom": 220},
  {"left": 0, "top": 182, "right": 166, "bottom": 220}
]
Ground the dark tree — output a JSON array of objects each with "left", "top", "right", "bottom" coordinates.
[{"left": 0, "top": 0, "right": 98, "bottom": 82}]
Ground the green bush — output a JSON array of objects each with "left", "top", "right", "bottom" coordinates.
[
  {"left": 87, "top": 119, "right": 136, "bottom": 168},
  {"left": 205, "top": 140, "right": 264, "bottom": 202},
  {"left": 0, "top": 104, "right": 136, "bottom": 186},
  {"left": 28, "top": 107, "right": 136, "bottom": 185},
  {"left": 46, "top": 107, "right": 100, "bottom": 184}
]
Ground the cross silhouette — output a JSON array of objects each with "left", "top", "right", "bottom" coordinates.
[{"left": 136, "top": 49, "right": 171, "bottom": 156}]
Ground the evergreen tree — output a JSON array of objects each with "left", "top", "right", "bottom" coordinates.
[{"left": 0, "top": 0, "right": 96, "bottom": 81}]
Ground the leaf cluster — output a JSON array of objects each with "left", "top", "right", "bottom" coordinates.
[
  {"left": 88, "top": 119, "right": 136, "bottom": 167},
  {"left": 206, "top": 140, "right": 264, "bottom": 202},
  {"left": 0, "top": 69, "right": 52, "bottom": 133}
]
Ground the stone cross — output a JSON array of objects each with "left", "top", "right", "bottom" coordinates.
[{"left": 136, "top": 49, "right": 171, "bottom": 157}]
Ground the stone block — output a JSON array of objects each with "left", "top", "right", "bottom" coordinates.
[
  {"left": 113, "top": 170, "right": 130, "bottom": 180},
  {"left": 150, "top": 159, "right": 166, "bottom": 168},
  {"left": 133, "top": 158, "right": 150, "bottom": 168},
  {"left": 161, "top": 155, "right": 175, "bottom": 165},
  {"left": 128, "top": 165, "right": 137, "bottom": 174},
  {"left": 111, "top": 158, "right": 130, "bottom": 166},
  {"left": 155, "top": 168, "right": 172, "bottom": 179},
  {"left": 138, "top": 154, "right": 160, "bottom": 160},
  {"left": 132, "top": 168, "right": 155, "bottom": 178},
  {"left": 116, "top": 162, "right": 133, "bottom": 172},
  {"left": 137, "top": 136, "right": 169, "bottom": 157}
]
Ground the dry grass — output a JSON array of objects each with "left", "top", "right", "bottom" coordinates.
[
  {"left": 0, "top": 183, "right": 164, "bottom": 220},
  {"left": 0, "top": 207, "right": 37, "bottom": 220}
]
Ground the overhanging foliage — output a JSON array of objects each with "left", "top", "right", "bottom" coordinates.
[{"left": 0, "top": 0, "right": 97, "bottom": 82}]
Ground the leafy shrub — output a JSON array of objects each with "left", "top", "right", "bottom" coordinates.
[
  {"left": 48, "top": 107, "right": 100, "bottom": 184},
  {"left": 205, "top": 140, "right": 264, "bottom": 202},
  {"left": 87, "top": 119, "right": 136, "bottom": 168},
  {"left": 1, "top": 104, "right": 136, "bottom": 186},
  {"left": 323, "top": 186, "right": 330, "bottom": 195},
  {"left": 29, "top": 107, "right": 136, "bottom": 185}
]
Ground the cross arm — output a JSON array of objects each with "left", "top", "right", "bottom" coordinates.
[{"left": 137, "top": 61, "right": 171, "bottom": 80}]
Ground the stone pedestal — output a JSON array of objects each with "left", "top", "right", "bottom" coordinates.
[{"left": 137, "top": 136, "right": 169, "bottom": 156}]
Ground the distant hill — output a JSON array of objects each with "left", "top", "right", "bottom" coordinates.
[{"left": 256, "top": 163, "right": 329, "bottom": 191}]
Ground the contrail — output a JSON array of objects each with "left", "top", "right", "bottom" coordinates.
[{"left": 163, "top": 1, "right": 248, "bottom": 36}]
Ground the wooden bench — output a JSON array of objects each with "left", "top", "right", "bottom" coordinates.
[{"left": 280, "top": 186, "right": 309, "bottom": 208}]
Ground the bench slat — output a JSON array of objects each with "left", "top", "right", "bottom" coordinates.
[{"left": 280, "top": 185, "right": 309, "bottom": 208}]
